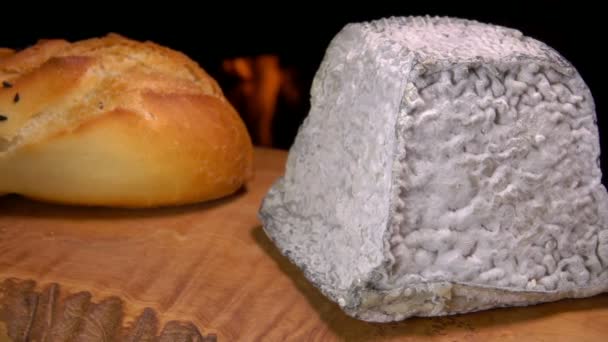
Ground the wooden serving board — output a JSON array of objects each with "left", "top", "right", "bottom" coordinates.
[{"left": 1, "top": 147, "right": 607, "bottom": 341}]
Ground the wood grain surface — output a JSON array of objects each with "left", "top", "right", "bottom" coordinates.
[{"left": 0, "top": 147, "right": 607, "bottom": 341}]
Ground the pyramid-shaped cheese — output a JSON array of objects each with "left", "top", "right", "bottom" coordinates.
[{"left": 259, "top": 16, "right": 608, "bottom": 322}]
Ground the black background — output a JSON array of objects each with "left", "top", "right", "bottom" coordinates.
[{"left": 1, "top": 3, "right": 606, "bottom": 180}]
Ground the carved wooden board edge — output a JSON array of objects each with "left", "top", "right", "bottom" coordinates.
[{"left": 0, "top": 277, "right": 218, "bottom": 342}]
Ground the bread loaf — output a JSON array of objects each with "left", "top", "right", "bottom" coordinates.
[
  {"left": 0, "top": 34, "right": 253, "bottom": 207},
  {"left": 259, "top": 17, "right": 608, "bottom": 322}
]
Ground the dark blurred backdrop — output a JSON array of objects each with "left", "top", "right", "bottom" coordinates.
[{"left": 0, "top": 3, "right": 605, "bottom": 173}]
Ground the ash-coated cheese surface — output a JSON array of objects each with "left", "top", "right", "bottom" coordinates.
[{"left": 259, "top": 16, "right": 608, "bottom": 322}]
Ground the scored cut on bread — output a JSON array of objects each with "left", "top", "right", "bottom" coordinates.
[
  {"left": 0, "top": 34, "right": 253, "bottom": 208},
  {"left": 259, "top": 16, "right": 608, "bottom": 322}
]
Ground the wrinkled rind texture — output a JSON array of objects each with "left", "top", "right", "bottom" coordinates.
[
  {"left": 259, "top": 16, "right": 608, "bottom": 322},
  {"left": 0, "top": 34, "right": 253, "bottom": 207}
]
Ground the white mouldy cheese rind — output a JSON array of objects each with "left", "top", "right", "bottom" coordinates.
[{"left": 258, "top": 16, "right": 608, "bottom": 322}]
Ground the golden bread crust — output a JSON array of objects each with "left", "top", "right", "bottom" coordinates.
[{"left": 0, "top": 34, "right": 253, "bottom": 207}]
